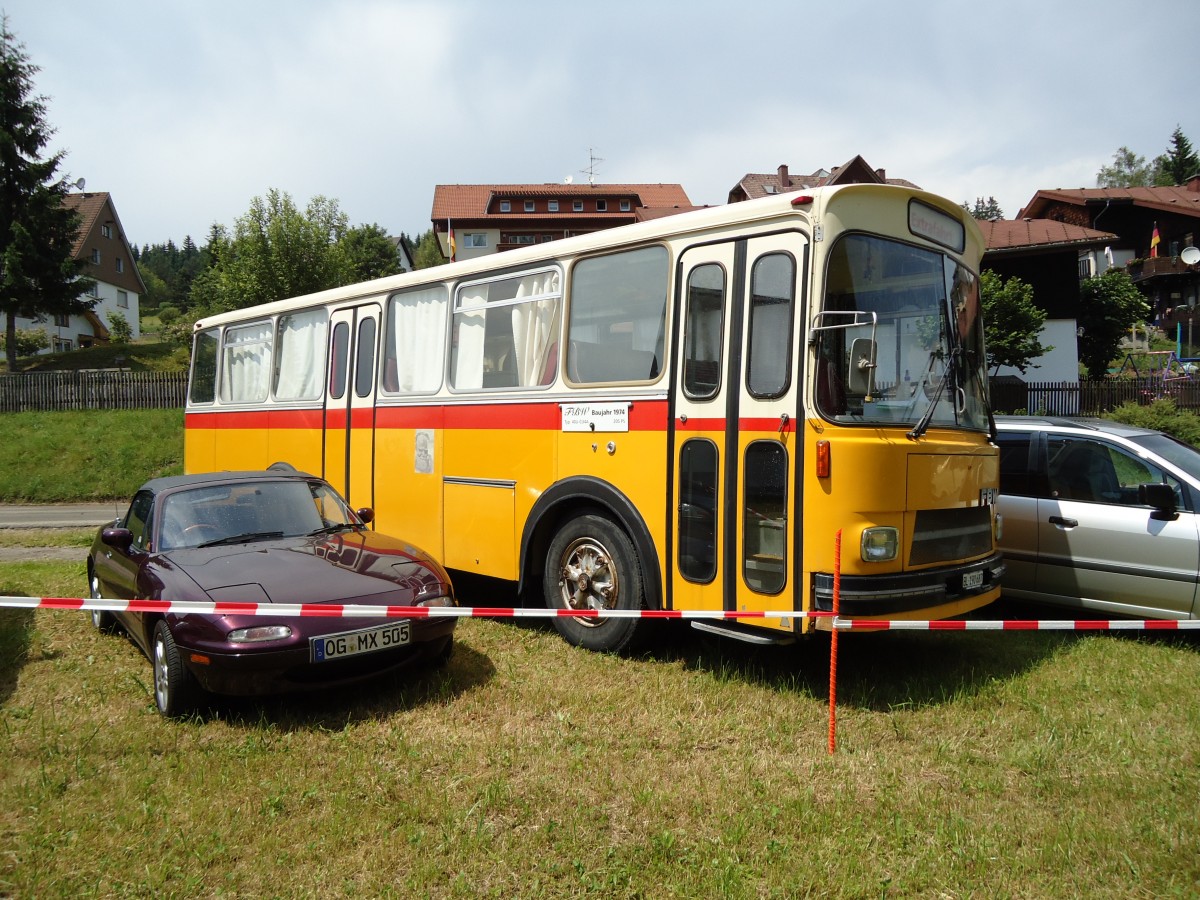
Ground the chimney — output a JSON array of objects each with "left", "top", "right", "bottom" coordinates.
[
  {"left": 1187, "top": 175, "right": 1200, "bottom": 194},
  {"left": 875, "top": 168, "right": 886, "bottom": 182},
  {"left": 778, "top": 164, "right": 790, "bottom": 190}
]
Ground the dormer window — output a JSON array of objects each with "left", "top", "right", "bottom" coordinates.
[
  {"left": 524, "top": 200, "right": 535, "bottom": 212},
  {"left": 573, "top": 200, "right": 584, "bottom": 212},
  {"left": 548, "top": 200, "right": 559, "bottom": 212},
  {"left": 620, "top": 200, "right": 631, "bottom": 212},
  {"left": 500, "top": 200, "right": 511, "bottom": 212},
  {"left": 597, "top": 200, "right": 608, "bottom": 212}
]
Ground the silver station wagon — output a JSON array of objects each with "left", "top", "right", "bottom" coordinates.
[{"left": 996, "top": 415, "right": 1200, "bottom": 619}]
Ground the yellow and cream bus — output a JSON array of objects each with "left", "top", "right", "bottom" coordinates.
[{"left": 185, "top": 184, "right": 1003, "bottom": 651}]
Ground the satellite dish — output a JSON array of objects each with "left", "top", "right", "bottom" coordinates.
[
  {"left": 564, "top": 175, "right": 573, "bottom": 184},
  {"left": 1181, "top": 246, "right": 1200, "bottom": 266}
]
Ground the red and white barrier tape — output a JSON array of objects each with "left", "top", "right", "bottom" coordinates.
[
  {"left": 1, "top": 595, "right": 1196, "bottom": 630},
  {"left": 0, "top": 595, "right": 826, "bottom": 621},
  {"left": 833, "top": 618, "right": 1200, "bottom": 631}
]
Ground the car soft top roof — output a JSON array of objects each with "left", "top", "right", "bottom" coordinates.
[{"left": 138, "top": 469, "right": 319, "bottom": 495}]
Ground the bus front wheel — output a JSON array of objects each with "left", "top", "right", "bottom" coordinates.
[{"left": 544, "top": 514, "right": 645, "bottom": 653}]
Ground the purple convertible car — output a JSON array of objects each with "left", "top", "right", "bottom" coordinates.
[{"left": 87, "top": 469, "right": 456, "bottom": 716}]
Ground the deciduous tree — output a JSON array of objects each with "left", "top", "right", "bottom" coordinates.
[
  {"left": 1077, "top": 270, "right": 1150, "bottom": 380},
  {"left": 980, "top": 270, "right": 1049, "bottom": 374}
]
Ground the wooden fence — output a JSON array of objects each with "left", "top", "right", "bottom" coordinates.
[
  {"left": 989, "top": 377, "right": 1200, "bottom": 417},
  {"left": 0, "top": 370, "right": 188, "bottom": 412}
]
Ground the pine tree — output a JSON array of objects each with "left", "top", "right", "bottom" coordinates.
[
  {"left": 1154, "top": 125, "right": 1200, "bottom": 186},
  {"left": 0, "top": 16, "right": 92, "bottom": 370}
]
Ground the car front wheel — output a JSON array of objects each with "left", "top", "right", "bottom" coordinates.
[
  {"left": 88, "top": 570, "right": 116, "bottom": 633},
  {"left": 153, "top": 620, "right": 199, "bottom": 718}
]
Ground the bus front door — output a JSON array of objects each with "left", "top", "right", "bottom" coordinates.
[
  {"left": 673, "top": 234, "right": 806, "bottom": 638},
  {"left": 324, "top": 303, "right": 380, "bottom": 513}
]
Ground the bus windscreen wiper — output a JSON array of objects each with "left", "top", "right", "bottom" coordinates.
[{"left": 907, "top": 349, "right": 958, "bottom": 441}]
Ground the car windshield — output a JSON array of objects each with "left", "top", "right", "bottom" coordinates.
[
  {"left": 813, "top": 233, "right": 990, "bottom": 432},
  {"left": 158, "top": 479, "right": 358, "bottom": 550},
  {"left": 1129, "top": 433, "right": 1200, "bottom": 482}
]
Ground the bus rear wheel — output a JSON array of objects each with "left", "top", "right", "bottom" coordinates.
[{"left": 544, "top": 514, "right": 645, "bottom": 653}]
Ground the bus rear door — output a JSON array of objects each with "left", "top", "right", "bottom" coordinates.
[
  {"left": 673, "top": 233, "right": 806, "bottom": 638},
  {"left": 324, "top": 303, "right": 380, "bottom": 512}
]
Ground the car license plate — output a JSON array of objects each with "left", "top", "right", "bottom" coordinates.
[
  {"left": 311, "top": 621, "right": 411, "bottom": 662},
  {"left": 962, "top": 570, "right": 984, "bottom": 591}
]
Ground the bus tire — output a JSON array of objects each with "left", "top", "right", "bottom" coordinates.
[{"left": 544, "top": 513, "right": 645, "bottom": 653}]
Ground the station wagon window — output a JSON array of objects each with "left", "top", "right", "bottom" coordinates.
[
  {"left": 189, "top": 328, "right": 219, "bottom": 404},
  {"left": 382, "top": 285, "right": 447, "bottom": 394},
  {"left": 273, "top": 308, "right": 328, "bottom": 401},
  {"left": 1047, "top": 436, "right": 1182, "bottom": 507},
  {"left": 451, "top": 268, "right": 562, "bottom": 390},
  {"left": 566, "top": 246, "right": 668, "bottom": 383},
  {"left": 219, "top": 321, "right": 271, "bottom": 403}
]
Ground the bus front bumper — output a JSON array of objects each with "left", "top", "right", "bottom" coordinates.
[{"left": 812, "top": 552, "right": 1005, "bottom": 618}]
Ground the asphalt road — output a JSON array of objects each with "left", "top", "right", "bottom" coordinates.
[{"left": 0, "top": 503, "right": 122, "bottom": 529}]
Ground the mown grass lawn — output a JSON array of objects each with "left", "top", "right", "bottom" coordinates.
[{"left": 2, "top": 556, "right": 1198, "bottom": 897}]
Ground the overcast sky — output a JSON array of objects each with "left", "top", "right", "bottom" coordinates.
[{"left": 5, "top": 1, "right": 1194, "bottom": 249}]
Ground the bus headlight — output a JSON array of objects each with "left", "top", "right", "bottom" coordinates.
[{"left": 861, "top": 527, "right": 899, "bottom": 562}]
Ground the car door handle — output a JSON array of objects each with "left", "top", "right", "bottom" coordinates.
[{"left": 1048, "top": 515, "right": 1078, "bottom": 528}]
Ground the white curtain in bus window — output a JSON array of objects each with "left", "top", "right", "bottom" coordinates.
[
  {"left": 385, "top": 286, "right": 447, "bottom": 393},
  {"left": 511, "top": 271, "right": 560, "bottom": 386},
  {"left": 273, "top": 309, "right": 328, "bottom": 401},
  {"left": 219, "top": 321, "right": 272, "bottom": 403},
  {"left": 452, "top": 283, "right": 488, "bottom": 389},
  {"left": 567, "top": 246, "right": 668, "bottom": 383}
]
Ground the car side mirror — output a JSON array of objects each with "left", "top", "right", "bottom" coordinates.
[
  {"left": 1138, "top": 483, "right": 1179, "bottom": 521},
  {"left": 355, "top": 507, "right": 375, "bottom": 525},
  {"left": 101, "top": 527, "right": 135, "bottom": 551}
]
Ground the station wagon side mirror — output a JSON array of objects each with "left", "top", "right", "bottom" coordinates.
[
  {"left": 1138, "top": 483, "right": 1179, "bottom": 521},
  {"left": 355, "top": 507, "right": 375, "bottom": 525},
  {"left": 101, "top": 527, "right": 135, "bottom": 551}
]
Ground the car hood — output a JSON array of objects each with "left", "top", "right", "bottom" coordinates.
[{"left": 166, "top": 533, "right": 445, "bottom": 606}]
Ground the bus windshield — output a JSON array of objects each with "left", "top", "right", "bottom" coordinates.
[{"left": 814, "top": 233, "right": 989, "bottom": 432}]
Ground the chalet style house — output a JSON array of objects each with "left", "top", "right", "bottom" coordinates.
[
  {"left": 13, "top": 191, "right": 145, "bottom": 353},
  {"left": 430, "top": 182, "right": 696, "bottom": 260}
]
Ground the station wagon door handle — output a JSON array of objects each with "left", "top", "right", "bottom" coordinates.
[{"left": 1048, "top": 515, "right": 1078, "bottom": 528}]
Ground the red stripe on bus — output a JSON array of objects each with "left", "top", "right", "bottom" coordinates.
[{"left": 189, "top": 400, "right": 672, "bottom": 432}]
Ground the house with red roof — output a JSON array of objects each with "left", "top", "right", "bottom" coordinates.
[
  {"left": 429, "top": 182, "right": 696, "bottom": 261},
  {"left": 727, "top": 155, "right": 919, "bottom": 202},
  {"left": 1017, "top": 181, "right": 1200, "bottom": 330},
  {"left": 13, "top": 190, "right": 145, "bottom": 353}
]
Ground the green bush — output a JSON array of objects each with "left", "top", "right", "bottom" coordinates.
[
  {"left": 157, "top": 305, "right": 181, "bottom": 325},
  {"left": 1105, "top": 398, "right": 1200, "bottom": 445}
]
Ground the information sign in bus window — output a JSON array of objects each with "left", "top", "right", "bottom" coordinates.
[{"left": 908, "top": 200, "right": 965, "bottom": 252}]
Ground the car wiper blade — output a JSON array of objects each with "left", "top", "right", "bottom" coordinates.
[
  {"left": 307, "top": 522, "right": 361, "bottom": 536},
  {"left": 197, "top": 531, "right": 285, "bottom": 548}
]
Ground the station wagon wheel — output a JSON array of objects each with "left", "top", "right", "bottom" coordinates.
[
  {"left": 152, "top": 620, "right": 199, "bottom": 718},
  {"left": 544, "top": 513, "right": 645, "bottom": 653},
  {"left": 88, "top": 569, "right": 116, "bottom": 633}
]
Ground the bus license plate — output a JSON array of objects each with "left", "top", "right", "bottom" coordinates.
[
  {"left": 311, "top": 622, "right": 411, "bottom": 662},
  {"left": 962, "top": 570, "right": 984, "bottom": 591}
]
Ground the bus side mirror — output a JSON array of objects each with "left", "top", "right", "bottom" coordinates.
[
  {"left": 847, "top": 337, "right": 877, "bottom": 395},
  {"left": 1139, "top": 482, "right": 1179, "bottom": 521}
]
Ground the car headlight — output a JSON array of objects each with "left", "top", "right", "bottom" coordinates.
[
  {"left": 861, "top": 526, "right": 899, "bottom": 562},
  {"left": 228, "top": 625, "right": 293, "bottom": 643},
  {"left": 415, "top": 594, "right": 456, "bottom": 608}
]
